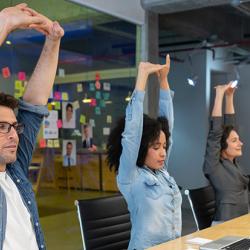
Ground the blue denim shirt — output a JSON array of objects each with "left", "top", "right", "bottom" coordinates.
[
  {"left": 0, "top": 99, "right": 49, "bottom": 250},
  {"left": 117, "top": 89, "right": 182, "bottom": 250}
]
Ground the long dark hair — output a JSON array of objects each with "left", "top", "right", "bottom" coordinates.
[
  {"left": 221, "top": 125, "right": 235, "bottom": 151},
  {"left": 106, "top": 114, "right": 170, "bottom": 173}
]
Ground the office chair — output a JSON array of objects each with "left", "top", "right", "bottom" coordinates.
[
  {"left": 184, "top": 185, "right": 216, "bottom": 231},
  {"left": 75, "top": 194, "right": 131, "bottom": 250}
]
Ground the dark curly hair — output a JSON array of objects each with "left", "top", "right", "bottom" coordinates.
[
  {"left": 0, "top": 92, "right": 18, "bottom": 110},
  {"left": 106, "top": 114, "right": 170, "bottom": 173}
]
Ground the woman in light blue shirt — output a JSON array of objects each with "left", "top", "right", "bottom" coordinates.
[{"left": 107, "top": 56, "right": 182, "bottom": 250}]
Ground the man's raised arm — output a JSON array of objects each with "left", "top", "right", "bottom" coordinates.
[{"left": 23, "top": 21, "right": 64, "bottom": 105}]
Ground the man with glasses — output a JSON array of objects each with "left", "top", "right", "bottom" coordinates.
[{"left": 0, "top": 3, "right": 64, "bottom": 250}]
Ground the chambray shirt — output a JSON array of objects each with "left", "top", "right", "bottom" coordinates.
[
  {"left": 117, "top": 89, "right": 182, "bottom": 250},
  {"left": 0, "top": 99, "right": 48, "bottom": 250}
]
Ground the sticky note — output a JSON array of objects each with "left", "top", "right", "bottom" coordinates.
[
  {"left": 61, "top": 92, "right": 69, "bottom": 101},
  {"left": 103, "top": 92, "right": 110, "bottom": 100},
  {"left": 57, "top": 119, "right": 62, "bottom": 128},
  {"left": 47, "top": 103, "right": 53, "bottom": 111},
  {"left": 54, "top": 91, "right": 61, "bottom": 100},
  {"left": 95, "top": 107, "right": 101, "bottom": 115},
  {"left": 19, "top": 86, "right": 25, "bottom": 94},
  {"left": 90, "top": 98, "right": 96, "bottom": 107},
  {"left": 95, "top": 80, "right": 101, "bottom": 90},
  {"left": 77, "top": 83, "right": 83, "bottom": 92},
  {"left": 47, "top": 139, "right": 54, "bottom": 148},
  {"left": 95, "top": 91, "right": 101, "bottom": 99},
  {"left": 80, "top": 115, "right": 86, "bottom": 124},
  {"left": 100, "top": 99, "right": 106, "bottom": 108},
  {"left": 54, "top": 101, "right": 61, "bottom": 110},
  {"left": 58, "top": 68, "right": 65, "bottom": 77},
  {"left": 103, "top": 127, "right": 110, "bottom": 135},
  {"left": 14, "top": 92, "right": 22, "bottom": 99},
  {"left": 15, "top": 80, "right": 22, "bottom": 89},
  {"left": 2, "top": 67, "right": 10, "bottom": 78},
  {"left": 89, "top": 119, "right": 95, "bottom": 127},
  {"left": 89, "top": 83, "right": 95, "bottom": 91},
  {"left": 18, "top": 72, "right": 26, "bottom": 81},
  {"left": 72, "top": 100, "right": 80, "bottom": 110},
  {"left": 107, "top": 115, "right": 112, "bottom": 123},
  {"left": 53, "top": 139, "right": 60, "bottom": 148},
  {"left": 95, "top": 73, "right": 100, "bottom": 81},
  {"left": 39, "top": 139, "right": 47, "bottom": 148},
  {"left": 103, "top": 82, "right": 111, "bottom": 91}
]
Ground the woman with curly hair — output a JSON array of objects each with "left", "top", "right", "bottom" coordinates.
[{"left": 107, "top": 56, "right": 182, "bottom": 249}]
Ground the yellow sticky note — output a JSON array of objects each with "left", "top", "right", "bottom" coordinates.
[
  {"left": 53, "top": 139, "right": 60, "bottom": 148},
  {"left": 47, "top": 139, "right": 53, "bottom": 148},
  {"left": 77, "top": 84, "right": 83, "bottom": 92},
  {"left": 54, "top": 101, "right": 61, "bottom": 110},
  {"left": 15, "top": 80, "right": 22, "bottom": 89},
  {"left": 61, "top": 92, "right": 69, "bottom": 101},
  {"left": 107, "top": 115, "right": 112, "bottom": 123},
  {"left": 47, "top": 103, "right": 53, "bottom": 110},
  {"left": 14, "top": 92, "right": 22, "bottom": 99},
  {"left": 80, "top": 115, "right": 86, "bottom": 124},
  {"left": 73, "top": 100, "right": 80, "bottom": 110},
  {"left": 19, "top": 86, "right": 25, "bottom": 95}
]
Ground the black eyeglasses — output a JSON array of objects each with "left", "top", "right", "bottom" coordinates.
[{"left": 0, "top": 122, "right": 24, "bottom": 134}]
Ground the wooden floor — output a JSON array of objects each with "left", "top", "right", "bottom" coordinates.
[{"left": 37, "top": 188, "right": 116, "bottom": 250}]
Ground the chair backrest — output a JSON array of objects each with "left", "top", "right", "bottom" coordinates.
[
  {"left": 75, "top": 194, "right": 131, "bottom": 250},
  {"left": 184, "top": 185, "right": 216, "bottom": 230}
]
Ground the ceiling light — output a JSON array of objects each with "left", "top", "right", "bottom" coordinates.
[{"left": 187, "top": 75, "right": 198, "bottom": 87}]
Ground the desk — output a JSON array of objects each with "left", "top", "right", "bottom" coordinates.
[{"left": 148, "top": 214, "right": 250, "bottom": 250}]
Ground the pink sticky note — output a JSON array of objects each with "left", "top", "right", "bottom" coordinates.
[
  {"left": 54, "top": 91, "right": 61, "bottom": 100},
  {"left": 2, "top": 67, "right": 10, "bottom": 78},
  {"left": 90, "top": 98, "right": 97, "bottom": 107},
  {"left": 18, "top": 71, "right": 26, "bottom": 81},
  {"left": 57, "top": 119, "right": 62, "bottom": 128},
  {"left": 95, "top": 72, "right": 100, "bottom": 81},
  {"left": 95, "top": 80, "right": 101, "bottom": 90},
  {"left": 39, "top": 139, "right": 46, "bottom": 148}
]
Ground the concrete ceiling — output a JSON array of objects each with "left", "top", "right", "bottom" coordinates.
[{"left": 142, "top": 0, "right": 250, "bottom": 64}]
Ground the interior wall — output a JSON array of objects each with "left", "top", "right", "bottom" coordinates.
[
  {"left": 166, "top": 50, "right": 208, "bottom": 190},
  {"left": 234, "top": 64, "right": 250, "bottom": 174},
  {"left": 162, "top": 47, "right": 238, "bottom": 192}
]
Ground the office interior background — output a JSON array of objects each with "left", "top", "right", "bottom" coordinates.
[{"left": 1, "top": 0, "right": 250, "bottom": 249}]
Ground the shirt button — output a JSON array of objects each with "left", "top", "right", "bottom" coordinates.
[
  {"left": 40, "top": 245, "right": 44, "bottom": 249},
  {"left": 16, "top": 179, "right": 20, "bottom": 183},
  {"left": 35, "top": 222, "right": 39, "bottom": 227},
  {"left": 28, "top": 200, "right": 31, "bottom": 205}
]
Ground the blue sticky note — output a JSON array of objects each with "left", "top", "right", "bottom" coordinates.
[{"left": 95, "top": 107, "right": 101, "bottom": 115}]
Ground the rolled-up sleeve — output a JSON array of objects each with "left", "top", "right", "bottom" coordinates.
[
  {"left": 224, "top": 114, "right": 236, "bottom": 127},
  {"left": 16, "top": 99, "right": 49, "bottom": 176}
]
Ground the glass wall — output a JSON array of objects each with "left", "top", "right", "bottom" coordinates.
[{"left": 0, "top": 0, "right": 138, "bottom": 191}]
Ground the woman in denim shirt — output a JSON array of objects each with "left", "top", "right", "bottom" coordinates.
[{"left": 107, "top": 56, "right": 182, "bottom": 249}]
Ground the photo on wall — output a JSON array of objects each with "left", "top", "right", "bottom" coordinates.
[
  {"left": 81, "top": 123, "right": 93, "bottom": 149},
  {"left": 43, "top": 110, "right": 59, "bottom": 139},
  {"left": 62, "top": 140, "right": 76, "bottom": 167},
  {"left": 62, "top": 102, "right": 76, "bottom": 129}
]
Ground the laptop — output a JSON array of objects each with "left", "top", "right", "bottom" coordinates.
[{"left": 200, "top": 236, "right": 250, "bottom": 250}]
